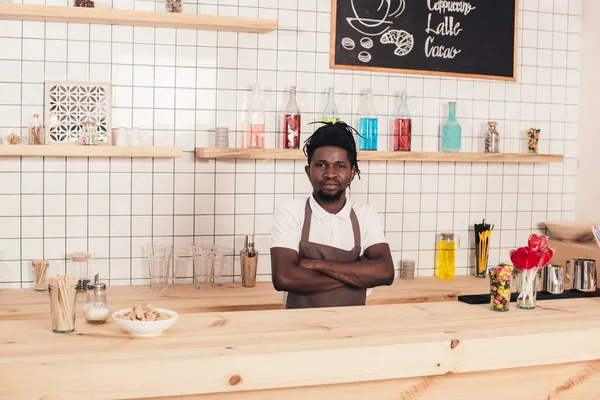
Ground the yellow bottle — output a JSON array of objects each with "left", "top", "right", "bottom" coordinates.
[{"left": 436, "top": 233, "right": 457, "bottom": 280}]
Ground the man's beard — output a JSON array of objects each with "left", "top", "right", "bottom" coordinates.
[{"left": 315, "top": 186, "right": 345, "bottom": 202}]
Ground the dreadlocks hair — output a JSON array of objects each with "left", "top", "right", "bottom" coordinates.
[{"left": 302, "top": 121, "right": 362, "bottom": 179}]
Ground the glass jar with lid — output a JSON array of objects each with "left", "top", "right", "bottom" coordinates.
[
  {"left": 28, "top": 114, "right": 44, "bottom": 145},
  {"left": 484, "top": 121, "right": 500, "bottom": 153},
  {"left": 79, "top": 121, "right": 98, "bottom": 145},
  {"left": 69, "top": 252, "right": 91, "bottom": 292},
  {"left": 84, "top": 273, "right": 109, "bottom": 323}
]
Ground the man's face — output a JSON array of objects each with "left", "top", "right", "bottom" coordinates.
[{"left": 305, "top": 146, "right": 356, "bottom": 202}]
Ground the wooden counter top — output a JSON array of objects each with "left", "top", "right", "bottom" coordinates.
[
  {"left": 0, "top": 276, "right": 489, "bottom": 321},
  {"left": 2, "top": 298, "right": 600, "bottom": 399}
]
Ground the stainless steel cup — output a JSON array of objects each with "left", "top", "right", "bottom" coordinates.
[
  {"left": 566, "top": 259, "right": 597, "bottom": 292},
  {"left": 545, "top": 265, "right": 564, "bottom": 295},
  {"left": 538, "top": 265, "right": 549, "bottom": 292}
]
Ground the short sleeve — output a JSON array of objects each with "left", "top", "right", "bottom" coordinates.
[
  {"left": 362, "top": 205, "right": 387, "bottom": 251},
  {"left": 270, "top": 202, "right": 302, "bottom": 252}
]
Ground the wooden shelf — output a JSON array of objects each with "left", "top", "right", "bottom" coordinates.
[
  {"left": 0, "top": 4, "right": 277, "bottom": 33},
  {"left": 195, "top": 148, "right": 564, "bottom": 163},
  {"left": 0, "top": 145, "right": 182, "bottom": 158}
]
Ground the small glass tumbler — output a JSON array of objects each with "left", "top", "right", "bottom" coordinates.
[
  {"left": 114, "top": 127, "right": 129, "bottom": 146},
  {"left": 489, "top": 264, "right": 514, "bottom": 312},
  {"left": 194, "top": 254, "right": 215, "bottom": 289},
  {"left": 48, "top": 283, "right": 78, "bottom": 333},
  {"left": 400, "top": 260, "right": 415, "bottom": 280},
  {"left": 130, "top": 127, "right": 142, "bottom": 146},
  {"left": 516, "top": 269, "right": 539, "bottom": 310},
  {"left": 215, "top": 127, "right": 229, "bottom": 148},
  {"left": 192, "top": 243, "right": 223, "bottom": 289},
  {"left": 148, "top": 255, "right": 171, "bottom": 290},
  {"left": 32, "top": 259, "right": 49, "bottom": 291}
]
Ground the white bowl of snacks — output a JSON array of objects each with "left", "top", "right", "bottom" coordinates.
[{"left": 112, "top": 304, "right": 178, "bottom": 338}]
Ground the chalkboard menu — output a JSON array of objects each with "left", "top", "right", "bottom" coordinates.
[{"left": 330, "top": 0, "right": 518, "bottom": 81}]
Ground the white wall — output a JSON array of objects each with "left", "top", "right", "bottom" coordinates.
[
  {"left": 576, "top": 0, "right": 600, "bottom": 222},
  {"left": 0, "top": 0, "right": 580, "bottom": 288}
]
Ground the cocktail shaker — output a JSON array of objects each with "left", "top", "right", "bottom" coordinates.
[{"left": 240, "top": 235, "right": 258, "bottom": 288}]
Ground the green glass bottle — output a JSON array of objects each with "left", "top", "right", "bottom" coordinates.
[{"left": 441, "top": 102, "right": 461, "bottom": 152}]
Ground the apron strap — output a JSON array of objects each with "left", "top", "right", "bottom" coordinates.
[
  {"left": 302, "top": 198, "right": 362, "bottom": 249},
  {"left": 301, "top": 199, "right": 312, "bottom": 242},
  {"left": 350, "top": 208, "right": 361, "bottom": 249}
]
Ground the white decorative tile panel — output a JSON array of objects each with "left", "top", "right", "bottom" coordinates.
[{"left": 44, "top": 81, "right": 112, "bottom": 144}]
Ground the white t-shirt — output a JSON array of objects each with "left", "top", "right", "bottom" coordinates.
[{"left": 270, "top": 194, "right": 388, "bottom": 304}]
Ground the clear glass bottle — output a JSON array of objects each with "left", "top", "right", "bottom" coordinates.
[
  {"left": 245, "top": 83, "right": 265, "bottom": 149},
  {"left": 441, "top": 102, "right": 462, "bottom": 152},
  {"left": 484, "top": 121, "right": 500, "bottom": 153},
  {"left": 322, "top": 87, "right": 340, "bottom": 124},
  {"left": 358, "top": 89, "right": 378, "bottom": 151},
  {"left": 83, "top": 273, "right": 109, "bottom": 324},
  {"left": 393, "top": 90, "right": 412, "bottom": 151},
  {"left": 436, "top": 233, "right": 458, "bottom": 280},
  {"left": 78, "top": 122, "right": 98, "bottom": 146},
  {"left": 283, "top": 86, "right": 301, "bottom": 149},
  {"left": 28, "top": 114, "right": 44, "bottom": 145}
]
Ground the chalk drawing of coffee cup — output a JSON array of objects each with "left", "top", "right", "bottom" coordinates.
[{"left": 347, "top": 0, "right": 393, "bottom": 36}]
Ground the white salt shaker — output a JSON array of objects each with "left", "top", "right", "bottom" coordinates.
[{"left": 83, "top": 273, "right": 109, "bottom": 324}]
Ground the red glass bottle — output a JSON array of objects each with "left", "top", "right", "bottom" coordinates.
[
  {"left": 394, "top": 90, "right": 412, "bottom": 151},
  {"left": 283, "top": 86, "right": 301, "bottom": 149}
]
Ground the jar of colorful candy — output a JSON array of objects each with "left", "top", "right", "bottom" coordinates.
[
  {"left": 489, "top": 264, "right": 514, "bottom": 312},
  {"left": 527, "top": 128, "right": 540, "bottom": 153}
]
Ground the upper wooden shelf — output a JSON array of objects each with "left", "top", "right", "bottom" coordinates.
[
  {"left": 0, "top": 145, "right": 182, "bottom": 158},
  {"left": 195, "top": 148, "right": 564, "bottom": 163},
  {"left": 0, "top": 4, "right": 278, "bottom": 33}
]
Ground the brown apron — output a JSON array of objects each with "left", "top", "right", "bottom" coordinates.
[{"left": 285, "top": 199, "right": 366, "bottom": 309}]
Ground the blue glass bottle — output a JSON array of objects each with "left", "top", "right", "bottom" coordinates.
[
  {"left": 441, "top": 101, "right": 461, "bottom": 152},
  {"left": 358, "top": 89, "right": 378, "bottom": 151}
]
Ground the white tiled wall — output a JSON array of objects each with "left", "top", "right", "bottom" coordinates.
[{"left": 0, "top": 0, "right": 580, "bottom": 287}]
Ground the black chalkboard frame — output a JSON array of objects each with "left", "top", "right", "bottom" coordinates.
[{"left": 329, "top": 0, "right": 519, "bottom": 82}]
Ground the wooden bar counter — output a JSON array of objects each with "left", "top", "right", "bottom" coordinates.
[
  {"left": 2, "top": 278, "right": 600, "bottom": 399},
  {"left": 0, "top": 277, "right": 488, "bottom": 321}
]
